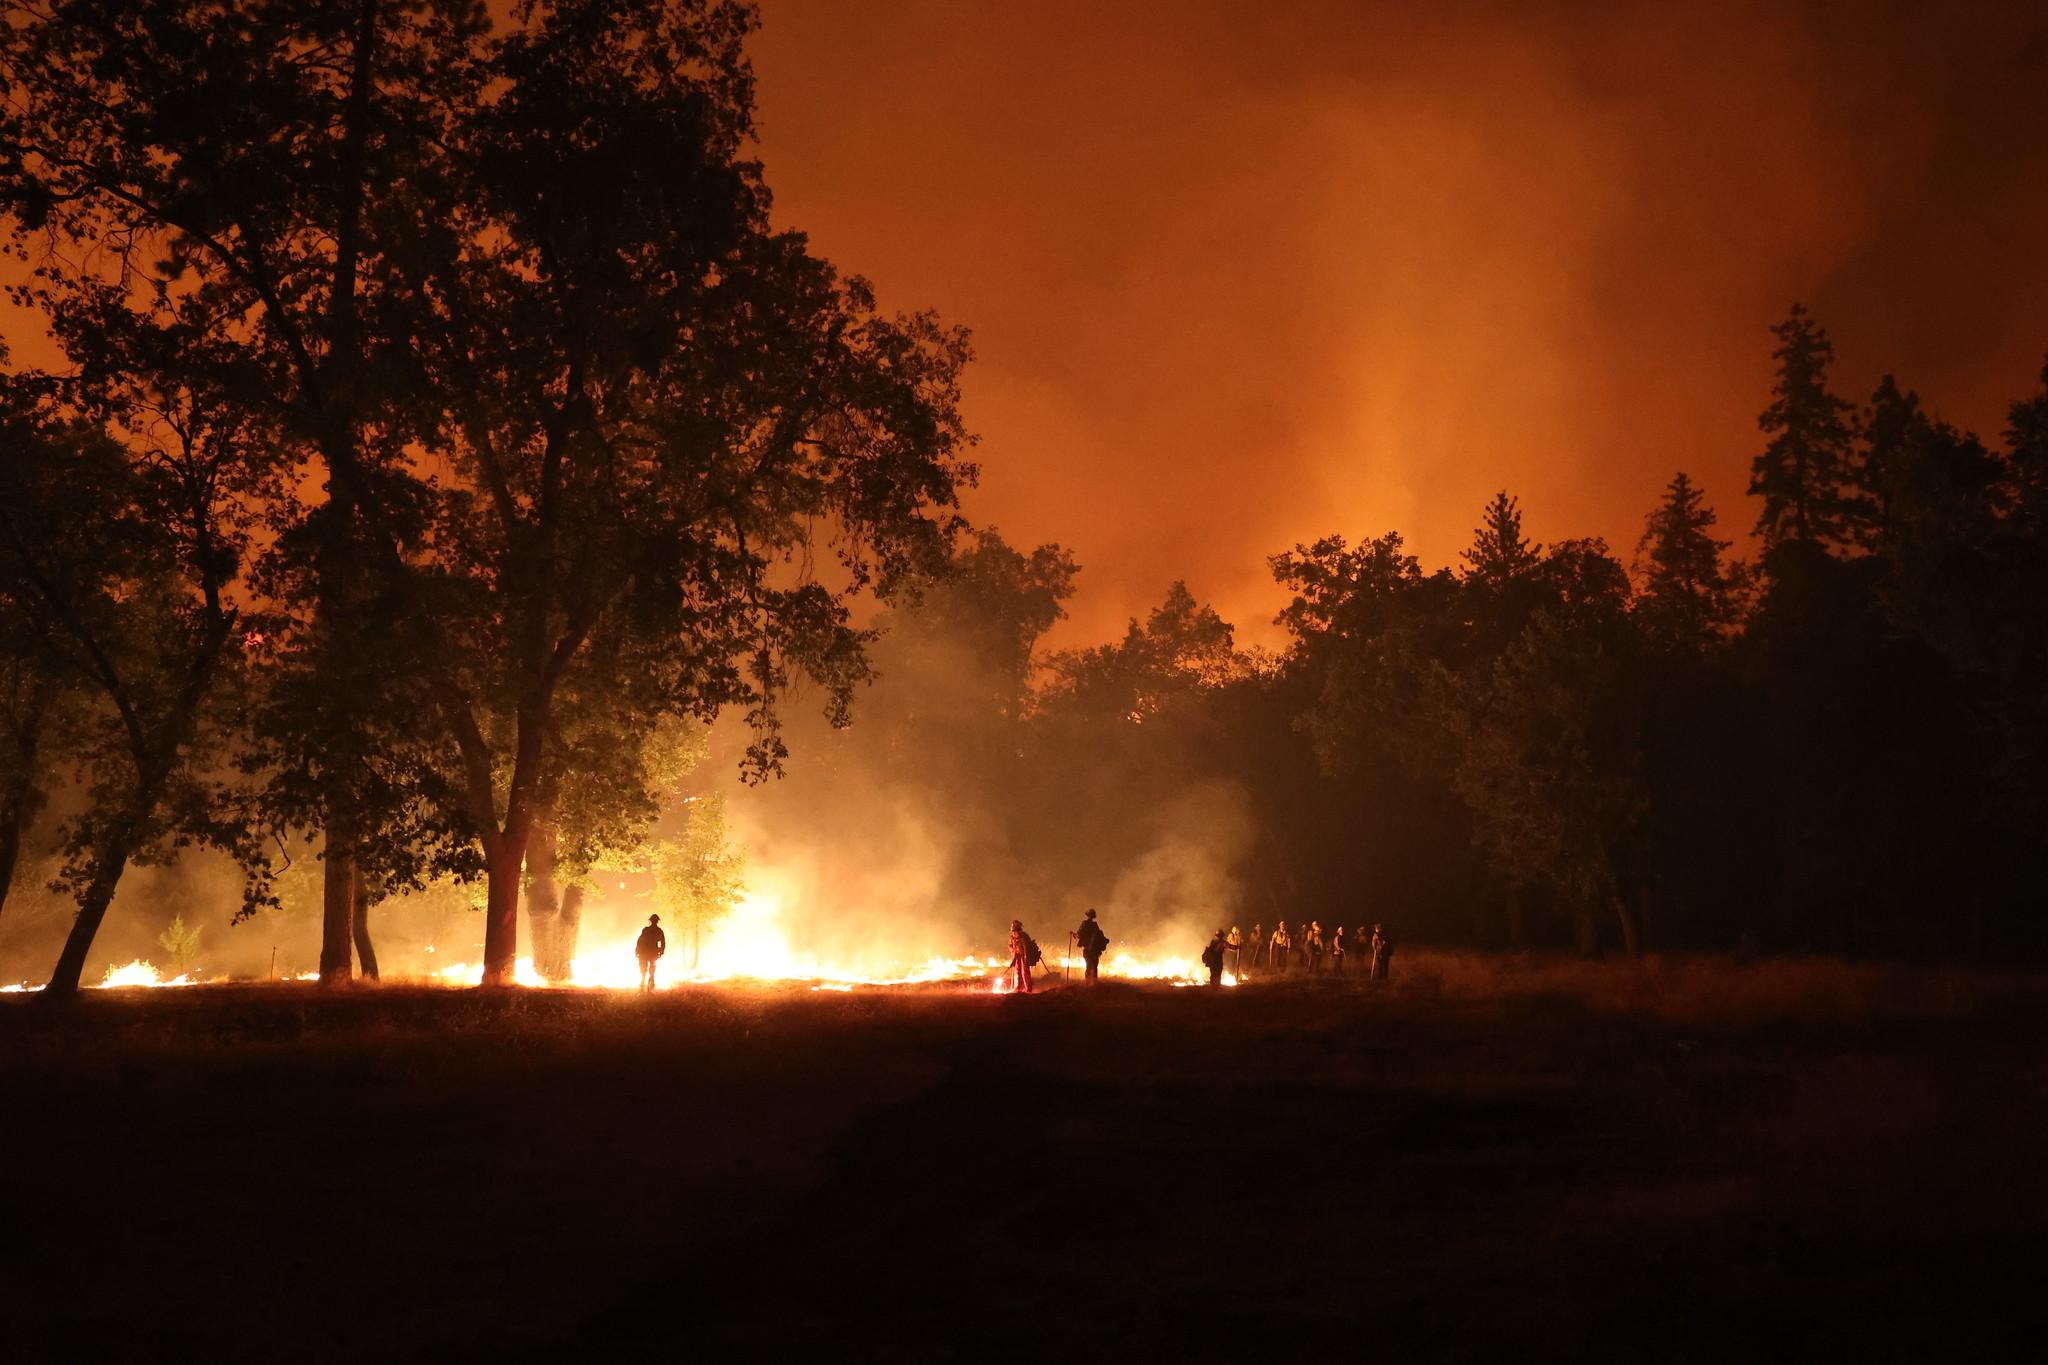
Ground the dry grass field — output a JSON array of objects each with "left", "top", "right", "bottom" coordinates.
[{"left": 5, "top": 955, "right": 2046, "bottom": 1361}]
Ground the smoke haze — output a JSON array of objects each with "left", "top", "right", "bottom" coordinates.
[
  {"left": 749, "top": 0, "right": 2048, "bottom": 644},
  {"left": 704, "top": 566, "right": 1266, "bottom": 969},
  {"left": 6, "top": 1, "right": 2046, "bottom": 983}
]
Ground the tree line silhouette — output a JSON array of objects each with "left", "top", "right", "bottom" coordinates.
[
  {"left": 801, "top": 308, "right": 2048, "bottom": 963},
  {"left": 3, "top": 3, "right": 2044, "bottom": 986},
  {"left": 1266, "top": 303, "right": 2048, "bottom": 959}
]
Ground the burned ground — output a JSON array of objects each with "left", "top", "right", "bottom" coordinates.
[{"left": 4, "top": 960, "right": 2046, "bottom": 1361}]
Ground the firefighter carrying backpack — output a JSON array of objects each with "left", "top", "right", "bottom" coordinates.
[{"left": 1025, "top": 936, "right": 1042, "bottom": 968}]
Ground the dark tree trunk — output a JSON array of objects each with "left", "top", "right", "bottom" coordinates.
[
  {"left": 320, "top": 813, "right": 358, "bottom": 985},
  {"left": 39, "top": 792, "right": 155, "bottom": 999},
  {"left": 449, "top": 637, "right": 558, "bottom": 988},
  {"left": 1612, "top": 889, "right": 1643, "bottom": 958},
  {"left": 33, "top": 608, "right": 228, "bottom": 1001},
  {"left": 480, "top": 832, "right": 527, "bottom": 987},
  {"left": 525, "top": 818, "right": 570, "bottom": 982},
  {"left": 558, "top": 884, "right": 583, "bottom": 972},
  {"left": 309, "top": 6, "right": 385, "bottom": 989},
  {"left": 0, "top": 676, "right": 53, "bottom": 925},
  {"left": 352, "top": 892, "right": 380, "bottom": 980},
  {"left": 527, "top": 895, "right": 559, "bottom": 980},
  {"left": 0, "top": 790, "right": 29, "bottom": 925}
]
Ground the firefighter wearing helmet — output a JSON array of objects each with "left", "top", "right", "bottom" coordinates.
[{"left": 1007, "top": 919, "right": 1037, "bottom": 994}]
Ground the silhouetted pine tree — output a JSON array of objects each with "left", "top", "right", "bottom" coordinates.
[
  {"left": 1458, "top": 491, "right": 1554, "bottom": 662},
  {"left": 1461, "top": 491, "right": 1542, "bottom": 590},
  {"left": 1632, "top": 472, "right": 1738, "bottom": 649},
  {"left": 2006, "top": 360, "right": 2048, "bottom": 524},
  {"left": 1858, "top": 375, "right": 1921, "bottom": 540},
  {"left": 1862, "top": 377, "right": 2002, "bottom": 627},
  {"left": 1750, "top": 305, "right": 1868, "bottom": 555}
]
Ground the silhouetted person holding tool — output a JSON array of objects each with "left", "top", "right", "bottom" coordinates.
[
  {"left": 1008, "top": 919, "right": 1038, "bottom": 994},
  {"left": 1329, "top": 924, "right": 1346, "bottom": 974},
  {"left": 1075, "top": 908, "right": 1108, "bottom": 982},
  {"left": 1247, "top": 922, "right": 1265, "bottom": 971},
  {"left": 1369, "top": 923, "right": 1393, "bottom": 981},
  {"left": 1202, "top": 930, "right": 1228, "bottom": 986},
  {"left": 635, "top": 914, "right": 666, "bottom": 993},
  {"left": 1226, "top": 925, "right": 1243, "bottom": 975},
  {"left": 1304, "top": 920, "right": 1324, "bottom": 974},
  {"left": 1269, "top": 920, "right": 1291, "bottom": 974}
]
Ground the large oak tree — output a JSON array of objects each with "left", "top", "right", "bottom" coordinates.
[
  {"left": 402, "top": 0, "right": 972, "bottom": 984},
  {"left": 3, "top": 1, "right": 972, "bottom": 987}
]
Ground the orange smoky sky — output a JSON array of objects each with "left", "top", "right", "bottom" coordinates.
[
  {"left": 3, "top": 2, "right": 2042, "bottom": 650},
  {"left": 748, "top": 0, "right": 2048, "bottom": 645}
]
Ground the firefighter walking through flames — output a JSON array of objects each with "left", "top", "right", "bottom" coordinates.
[
  {"left": 1008, "top": 919, "right": 1040, "bottom": 994},
  {"left": 1075, "top": 908, "right": 1108, "bottom": 982},
  {"left": 635, "top": 914, "right": 666, "bottom": 993}
]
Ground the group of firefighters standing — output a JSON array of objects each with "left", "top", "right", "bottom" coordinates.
[
  {"left": 1223, "top": 920, "right": 1394, "bottom": 982},
  {"left": 1004, "top": 911, "right": 1394, "bottom": 993},
  {"left": 639, "top": 907, "right": 1399, "bottom": 996}
]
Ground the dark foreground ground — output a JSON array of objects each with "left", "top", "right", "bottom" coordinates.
[{"left": 5, "top": 955, "right": 2047, "bottom": 1362}]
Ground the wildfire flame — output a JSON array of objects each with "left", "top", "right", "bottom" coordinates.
[
  {"left": 989, "top": 952, "right": 1237, "bottom": 993},
  {"left": 2, "top": 891, "right": 1244, "bottom": 994},
  {"left": 99, "top": 960, "right": 194, "bottom": 989}
]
